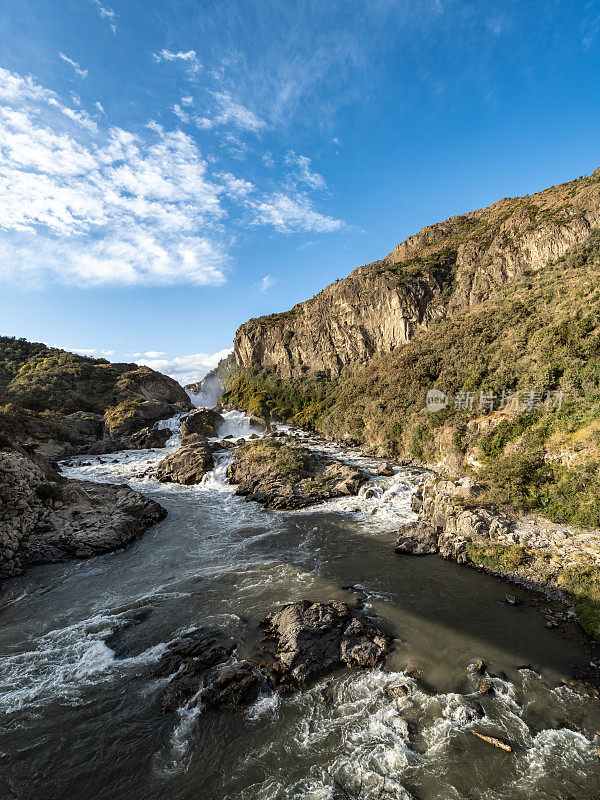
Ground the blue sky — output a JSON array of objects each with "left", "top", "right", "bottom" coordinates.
[{"left": 1, "top": 0, "right": 600, "bottom": 383}]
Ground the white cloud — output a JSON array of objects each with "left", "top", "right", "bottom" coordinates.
[
  {"left": 172, "top": 103, "right": 190, "bottom": 123},
  {"left": 219, "top": 172, "right": 254, "bottom": 199},
  {"left": 262, "top": 152, "right": 275, "bottom": 168},
  {"left": 0, "top": 67, "right": 228, "bottom": 287},
  {"left": 181, "top": 95, "right": 193, "bottom": 106},
  {"left": 247, "top": 192, "right": 343, "bottom": 233},
  {"left": 135, "top": 347, "right": 233, "bottom": 384},
  {"left": 59, "top": 53, "right": 88, "bottom": 79},
  {"left": 70, "top": 347, "right": 114, "bottom": 356},
  {"left": 92, "top": 0, "right": 117, "bottom": 33},
  {"left": 259, "top": 274, "right": 275, "bottom": 291},
  {"left": 0, "top": 66, "right": 345, "bottom": 287},
  {"left": 195, "top": 92, "right": 266, "bottom": 133},
  {"left": 95, "top": 101, "right": 105, "bottom": 114},
  {"left": 285, "top": 151, "right": 327, "bottom": 190},
  {"left": 153, "top": 49, "right": 201, "bottom": 76}
]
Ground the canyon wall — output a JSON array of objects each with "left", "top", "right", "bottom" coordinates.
[{"left": 234, "top": 171, "right": 600, "bottom": 377}]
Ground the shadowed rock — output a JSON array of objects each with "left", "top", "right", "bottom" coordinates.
[{"left": 259, "top": 600, "right": 392, "bottom": 690}]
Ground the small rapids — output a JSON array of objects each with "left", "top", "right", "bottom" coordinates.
[{"left": 1, "top": 409, "right": 599, "bottom": 800}]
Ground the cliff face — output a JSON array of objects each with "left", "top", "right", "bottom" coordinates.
[{"left": 234, "top": 171, "right": 600, "bottom": 377}]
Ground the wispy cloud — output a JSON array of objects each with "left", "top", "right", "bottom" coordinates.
[
  {"left": 194, "top": 91, "right": 266, "bottom": 133},
  {"left": 0, "top": 66, "right": 345, "bottom": 288},
  {"left": 71, "top": 347, "right": 115, "bottom": 356},
  {"left": 153, "top": 49, "right": 201, "bottom": 76},
  {"left": 248, "top": 192, "right": 343, "bottom": 233},
  {"left": 172, "top": 103, "right": 190, "bottom": 123},
  {"left": 0, "top": 68, "right": 227, "bottom": 287},
  {"left": 258, "top": 274, "right": 275, "bottom": 291},
  {"left": 91, "top": 0, "right": 117, "bottom": 34},
  {"left": 58, "top": 53, "right": 88, "bottom": 79},
  {"left": 285, "top": 151, "right": 327, "bottom": 190}
]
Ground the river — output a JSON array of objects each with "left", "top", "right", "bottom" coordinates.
[{"left": 1, "top": 411, "right": 599, "bottom": 799}]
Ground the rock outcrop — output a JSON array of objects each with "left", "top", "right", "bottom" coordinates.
[
  {"left": 234, "top": 173, "right": 600, "bottom": 378},
  {"left": 226, "top": 438, "right": 366, "bottom": 508},
  {"left": 0, "top": 451, "right": 167, "bottom": 579},
  {"left": 154, "top": 601, "right": 392, "bottom": 713},
  {"left": 180, "top": 408, "right": 224, "bottom": 438},
  {"left": 156, "top": 434, "right": 215, "bottom": 485},
  {"left": 258, "top": 601, "right": 392, "bottom": 690},
  {"left": 396, "top": 477, "right": 600, "bottom": 610}
]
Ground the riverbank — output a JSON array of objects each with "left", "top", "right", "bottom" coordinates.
[{"left": 396, "top": 475, "right": 600, "bottom": 643}]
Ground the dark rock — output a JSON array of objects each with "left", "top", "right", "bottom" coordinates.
[
  {"left": 377, "top": 463, "right": 395, "bottom": 477},
  {"left": 248, "top": 416, "right": 267, "bottom": 430},
  {"left": 403, "top": 662, "right": 423, "bottom": 679},
  {"left": 201, "top": 662, "right": 268, "bottom": 711},
  {"left": 384, "top": 684, "right": 409, "bottom": 699},
  {"left": 181, "top": 408, "right": 224, "bottom": 439},
  {"left": 156, "top": 435, "right": 214, "bottom": 485},
  {"left": 259, "top": 600, "right": 392, "bottom": 690},
  {"left": 155, "top": 628, "right": 236, "bottom": 713},
  {"left": 395, "top": 522, "right": 438, "bottom": 555},
  {"left": 505, "top": 594, "right": 520, "bottom": 606},
  {"left": 125, "top": 426, "right": 171, "bottom": 449},
  {"left": 476, "top": 678, "right": 495, "bottom": 694},
  {"left": 0, "top": 451, "right": 167, "bottom": 578}
]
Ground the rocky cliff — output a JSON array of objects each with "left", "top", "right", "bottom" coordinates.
[{"left": 234, "top": 170, "right": 600, "bottom": 377}]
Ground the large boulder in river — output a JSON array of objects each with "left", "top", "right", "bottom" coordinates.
[
  {"left": 124, "top": 426, "right": 171, "bottom": 450},
  {"left": 227, "top": 439, "right": 366, "bottom": 509},
  {"left": 181, "top": 408, "right": 224, "bottom": 439},
  {"left": 156, "top": 434, "right": 214, "bottom": 484},
  {"left": 154, "top": 601, "right": 392, "bottom": 714},
  {"left": 104, "top": 399, "right": 183, "bottom": 437},
  {"left": 258, "top": 600, "right": 392, "bottom": 690}
]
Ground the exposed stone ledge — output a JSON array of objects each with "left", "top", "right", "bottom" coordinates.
[
  {"left": 0, "top": 451, "right": 167, "bottom": 580},
  {"left": 396, "top": 476, "right": 600, "bottom": 609}
]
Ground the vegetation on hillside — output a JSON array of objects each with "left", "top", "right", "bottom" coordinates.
[
  {"left": 224, "top": 230, "right": 600, "bottom": 530},
  {"left": 0, "top": 336, "right": 187, "bottom": 449}
]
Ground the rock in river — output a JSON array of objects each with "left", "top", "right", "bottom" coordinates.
[
  {"left": 155, "top": 601, "right": 393, "bottom": 713},
  {"left": 258, "top": 600, "right": 392, "bottom": 690},
  {"left": 0, "top": 451, "right": 167, "bottom": 579},
  {"left": 180, "top": 408, "right": 224, "bottom": 438},
  {"left": 156, "top": 434, "right": 214, "bottom": 485},
  {"left": 227, "top": 438, "right": 367, "bottom": 509}
]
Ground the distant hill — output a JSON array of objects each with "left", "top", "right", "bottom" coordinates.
[{"left": 0, "top": 337, "right": 192, "bottom": 457}]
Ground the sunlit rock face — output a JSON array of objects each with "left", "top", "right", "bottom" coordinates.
[{"left": 234, "top": 173, "right": 600, "bottom": 377}]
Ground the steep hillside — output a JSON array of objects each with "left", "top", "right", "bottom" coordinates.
[
  {"left": 0, "top": 337, "right": 192, "bottom": 457},
  {"left": 234, "top": 170, "right": 600, "bottom": 377},
  {"left": 224, "top": 171, "right": 600, "bottom": 529}
]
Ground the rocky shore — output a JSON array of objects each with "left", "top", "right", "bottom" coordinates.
[
  {"left": 0, "top": 451, "right": 166, "bottom": 579},
  {"left": 396, "top": 476, "right": 600, "bottom": 637}
]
